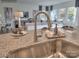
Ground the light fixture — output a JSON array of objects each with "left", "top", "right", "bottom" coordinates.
[{"left": 15, "top": 11, "right": 23, "bottom": 17}]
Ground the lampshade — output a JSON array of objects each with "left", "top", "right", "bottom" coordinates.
[{"left": 15, "top": 12, "right": 23, "bottom": 17}]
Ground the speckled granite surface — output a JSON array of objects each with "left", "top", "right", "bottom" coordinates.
[
  {"left": 0, "top": 30, "right": 79, "bottom": 57},
  {"left": 0, "top": 30, "right": 47, "bottom": 57}
]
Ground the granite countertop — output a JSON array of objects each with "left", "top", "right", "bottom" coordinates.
[
  {"left": 0, "top": 30, "right": 79, "bottom": 57},
  {"left": 0, "top": 30, "right": 47, "bottom": 57}
]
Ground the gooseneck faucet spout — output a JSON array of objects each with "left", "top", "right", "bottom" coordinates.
[{"left": 34, "top": 12, "right": 52, "bottom": 42}]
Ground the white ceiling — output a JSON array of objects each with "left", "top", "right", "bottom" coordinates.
[
  {"left": 17, "top": 0, "right": 73, "bottom": 4},
  {"left": 0, "top": 0, "right": 73, "bottom": 5}
]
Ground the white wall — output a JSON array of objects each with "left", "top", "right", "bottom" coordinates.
[
  {"left": 53, "top": 0, "right": 75, "bottom": 9},
  {"left": 0, "top": 3, "right": 36, "bottom": 18}
]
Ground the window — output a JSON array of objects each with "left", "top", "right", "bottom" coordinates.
[
  {"left": 50, "top": 5, "right": 53, "bottom": 11},
  {"left": 45, "top": 6, "right": 49, "bottom": 11},
  {"left": 39, "top": 14, "right": 47, "bottom": 21},
  {"left": 23, "top": 12, "right": 29, "bottom": 18},
  {"left": 37, "top": 14, "right": 47, "bottom": 22},
  {"left": 67, "top": 7, "right": 77, "bottom": 25},
  {"left": 39, "top": 5, "right": 42, "bottom": 11},
  {"left": 4, "top": 7, "right": 13, "bottom": 19},
  {"left": 58, "top": 8, "right": 66, "bottom": 22},
  {"left": 51, "top": 9, "right": 58, "bottom": 21},
  {"left": 51, "top": 9, "right": 66, "bottom": 27}
]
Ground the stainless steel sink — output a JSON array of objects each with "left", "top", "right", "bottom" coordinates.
[
  {"left": 61, "top": 40, "right": 79, "bottom": 58},
  {"left": 6, "top": 39, "right": 79, "bottom": 58}
]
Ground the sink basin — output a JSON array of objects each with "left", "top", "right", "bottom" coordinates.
[
  {"left": 6, "top": 39, "right": 79, "bottom": 58},
  {"left": 61, "top": 40, "right": 79, "bottom": 58}
]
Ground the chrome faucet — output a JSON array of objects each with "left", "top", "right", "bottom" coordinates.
[{"left": 34, "top": 11, "right": 52, "bottom": 42}]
